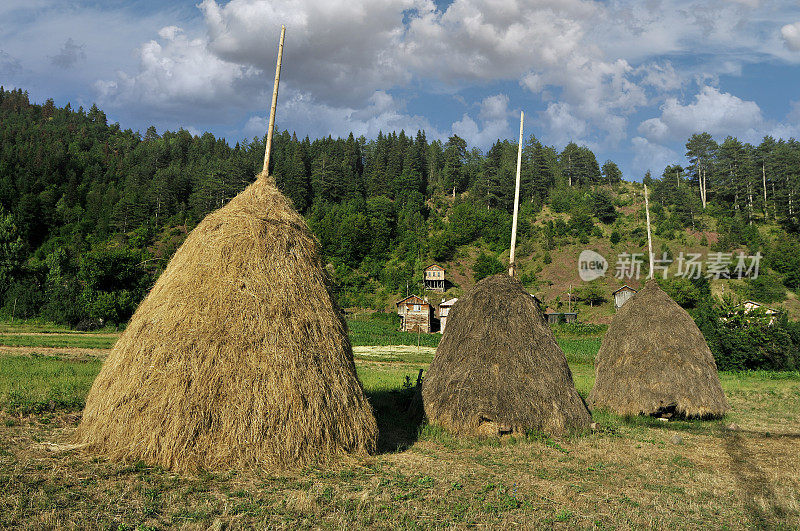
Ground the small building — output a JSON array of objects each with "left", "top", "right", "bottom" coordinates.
[
  {"left": 396, "top": 295, "right": 433, "bottom": 333},
  {"left": 742, "top": 300, "right": 778, "bottom": 316},
  {"left": 544, "top": 311, "right": 578, "bottom": 324},
  {"left": 438, "top": 298, "right": 458, "bottom": 333},
  {"left": 613, "top": 285, "right": 637, "bottom": 310},
  {"left": 424, "top": 264, "right": 446, "bottom": 293}
]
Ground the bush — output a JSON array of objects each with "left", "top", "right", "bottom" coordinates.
[
  {"left": 472, "top": 252, "right": 505, "bottom": 281},
  {"left": 658, "top": 277, "right": 708, "bottom": 309},
  {"left": 737, "top": 273, "right": 786, "bottom": 304},
  {"left": 591, "top": 191, "right": 617, "bottom": 224},
  {"left": 693, "top": 300, "right": 800, "bottom": 371}
]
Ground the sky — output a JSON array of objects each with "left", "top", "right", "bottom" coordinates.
[{"left": 2, "top": 0, "right": 800, "bottom": 180}]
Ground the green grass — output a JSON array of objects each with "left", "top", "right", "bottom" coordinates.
[
  {"left": 0, "top": 319, "right": 118, "bottom": 334},
  {"left": 0, "top": 334, "right": 116, "bottom": 349},
  {"left": 347, "top": 313, "right": 440, "bottom": 347},
  {"left": 558, "top": 338, "right": 600, "bottom": 365},
  {"left": 0, "top": 354, "right": 102, "bottom": 414},
  {"left": 1, "top": 330, "right": 799, "bottom": 529}
]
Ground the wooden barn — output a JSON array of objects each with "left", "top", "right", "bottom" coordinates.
[
  {"left": 424, "top": 264, "right": 446, "bottom": 292},
  {"left": 544, "top": 311, "right": 578, "bottom": 324},
  {"left": 396, "top": 295, "right": 433, "bottom": 333},
  {"left": 437, "top": 298, "right": 458, "bottom": 334},
  {"left": 613, "top": 285, "right": 637, "bottom": 310}
]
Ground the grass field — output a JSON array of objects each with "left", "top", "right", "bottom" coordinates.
[{"left": 0, "top": 322, "right": 798, "bottom": 529}]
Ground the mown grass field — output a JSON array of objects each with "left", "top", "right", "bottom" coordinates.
[{"left": 0, "top": 318, "right": 798, "bottom": 529}]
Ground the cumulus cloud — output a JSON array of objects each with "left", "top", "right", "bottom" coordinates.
[
  {"left": 637, "top": 86, "right": 763, "bottom": 142},
  {"left": 200, "top": 0, "right": 413, "bottom": 108},
  {"left": 782, "top": 22, "right": 800, "bottom": 51},
  {"left": 636, "top": 61, "right": 683, "bottom": 92},
  {"left": 49, "top": 38, "right": 86, "bottom": 69},
  {"left": 253, "top": 89, "right": 441, "bottom": 141},
  {"left": 541, "top": 102, "right": 589, "bottom": 146},
  {"left": 95, "top": 26, "right": 261, "bottom": 119},
  {"left": 630, "top": 137, "right": 679, "bottom": 177},
  {"left": 451, "top": 93, "right": 512, "bottom": 147}
]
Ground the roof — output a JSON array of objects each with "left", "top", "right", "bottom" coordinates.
[
  {"left": 395, "top": 295, "right": 428, "bottom": 306},
  {"left": 612, "top": 285, "right": 637, "bottom": 295},
  {"left": 424, "top": 264, "right": 445, "bottom": 271},
  {"left": 742, "top": 300, "right": 778, "bottom": 314},
  {"left": 439, "top": 298, "right": 458, "bottom": 307}
]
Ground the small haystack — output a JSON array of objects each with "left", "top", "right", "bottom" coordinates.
[
  {"left": 422, "top": 274, "right": 591, "bottom": 436},
  {"left": 589, "top": 280, "right": 728, "bottom": 418},
  {"left": 76, "top": 175, "right": 378, "bottom": 471}
]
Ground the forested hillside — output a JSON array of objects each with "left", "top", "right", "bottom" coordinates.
[{"left": 3, "top": 85, "right": 800, "bottom": 370}]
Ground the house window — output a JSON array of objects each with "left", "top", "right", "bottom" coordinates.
[{"left": 414, "top": 304, "right": 420, "bottom": 311}]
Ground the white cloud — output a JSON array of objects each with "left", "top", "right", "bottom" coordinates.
[
  {"left": 199, "top": 0, "right": 414, "bottom": 108},
  {"left": 95, "top": 26, "right": 260, "bottom": 120},
  {"left": 636, "top": 62, "right": 683, "bottom": 92},
  {"left": 781, "top": 22, "right": 800, "bottom": 51},
  {"left": 638, "top": 86, "right": 763, "bottom": 142},
  {"left": 541, "top": 102, "right": 588, "bottom": 146},
  {"left": 451, "top": 93, "right": 511, "bottom": 147},
  {"left": 270, "top": 89, "right": 440, "bottom": 141},
  {"left": 631, "top": 137, "right": 679, "bottom": 177}
]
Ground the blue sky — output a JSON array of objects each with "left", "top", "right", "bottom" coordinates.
[{"left": 2, "top": 0, "right": 800, "bottom": 180}]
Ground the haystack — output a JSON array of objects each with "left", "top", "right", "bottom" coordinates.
[
  {"left": 76, "top": 175, "right": 377, "bottom": 471},
  {"left": 589, "top": 280, "right": 728, "bottom": 418},
  {"left": 422, "top": 274, "right": 591, "bottom": 436}
]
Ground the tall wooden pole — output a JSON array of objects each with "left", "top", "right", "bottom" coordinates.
[
  {"left": 644, "top": 183, "right": 654, "bottom": 280},
  {"left": 262, "top": 25, "right": 286, "bottom": 178},
  {"left": 508, "top": 111, "right": 524, "bottom": 277}
]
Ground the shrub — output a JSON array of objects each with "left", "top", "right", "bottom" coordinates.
[
  {"left": 591, "top": 191, "right": 617, "bottom": 224},
  {"left": 736, "top": 273, "right": 786, "bottom": 304},
  {"left": 472, "top": 252, "right": 505, "bottom": 281}
]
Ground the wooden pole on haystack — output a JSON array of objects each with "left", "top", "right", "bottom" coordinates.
[
  {"left": 262, "top": 25, "right": 286, "bottom": 178},
  {"left": 644, "top": 183, "right": 654, "bottom": 280},
  {"left": 508, "top": 111, "right": 524, "bottom": 278}
]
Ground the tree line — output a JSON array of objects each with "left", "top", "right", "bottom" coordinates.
[{"left": 2, "top": 86, "right": 800, "bottom": 332}]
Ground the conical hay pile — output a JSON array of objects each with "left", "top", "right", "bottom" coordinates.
[
  {"left": 76, "top": 176, "right": 377, "bottom": 471},
  {"left": 422, "top": 274, "right": 591, "bottom": 436},
  {"left": 589, "top": 280, "right": 728, "bottom": 418}
]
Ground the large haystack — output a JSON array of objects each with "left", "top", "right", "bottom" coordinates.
[
  {"left": 76, "top": 175, "right": 377, "bottom": 471},
  {"left": 422, "top": 274, "right": 591, "bottom": 436},
  {"left": 589, "top": 280, "right": 728, "bottom": 418}
]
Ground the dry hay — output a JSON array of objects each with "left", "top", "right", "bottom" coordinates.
[
  {"left": 76, "top": 175, "right": 377, "bottom": 471},
  {"left": 589, "top": 280, "right": 729, "bottom": 418},
  {"left": 422, "top": 274, "right": 591, "bottom": 436}
]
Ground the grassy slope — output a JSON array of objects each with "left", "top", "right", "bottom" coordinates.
[
  {"left": 1, "top": 327, "right": 799, "bottom": 528},
  {"left": 419, "top": 182, "right": 800, "bottom": 323}
]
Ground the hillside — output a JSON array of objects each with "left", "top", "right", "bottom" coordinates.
[{"left": 2, "top": 86, "right": 800, "bottom": 336}]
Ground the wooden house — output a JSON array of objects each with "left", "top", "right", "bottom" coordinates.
[
  {"left": 544, "top": 310, "right": 577, "bottom": 324},
  {"left": 438, "top": 298, "right": 458, "bottom": 334},
  {"left": 424, "top": 264, "right": 446, "bottom": 293},
  {"left": 396, "top": 295, "right": 433, "bottom": 333},
  {"left": 613, "top": 285, "right": 637, "bottom": 310}
]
